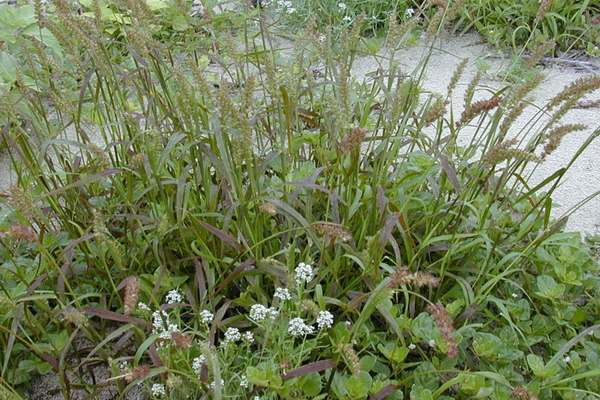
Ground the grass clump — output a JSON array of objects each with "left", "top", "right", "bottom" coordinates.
[{"left": 0, "top": 1, "right": 600, "bottom": 399}]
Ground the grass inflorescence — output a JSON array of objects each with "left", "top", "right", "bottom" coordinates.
[{"left": 0, "top": 1, "right": 599, "bottom": 399}]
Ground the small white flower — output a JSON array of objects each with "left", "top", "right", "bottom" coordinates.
[
  {"left": 240, "top": 374, "right": 249, "bottom": 388},
  {"left": 295, "top": 262, "right": 315, "bottom": 285},
  {"left": 511, "top": 293, "right": 519, "bottom": 298},
  {"left": 209, "top": 378, "right": 224, "bottom": 390},
  {"left": 267, "top": 307, "right": 279, "bottom": 319},
  {"left": 342, "top": 15, "right": 352, "bottom": 23},
  {"left": 138, "top": 302, "right": 151, "bottom": 311},
  {"left": 243, "top": 331, "right": 255, "bottom": 343},
  {"left": 274, "top": 287, "right": 292, "bottom": 301},
  {"left": 118, "top": 361, "right": 129, "bottom": 371},
  {"left": 192, "top": 355, "right": 206, "bottom": 375},
  {"left": 405, "top": 7, "right": 414, "bottom": 17},
  {"left": 344, "top": 320, "right": 352, "bottom": 327},
  {"left": 316, "top": 311, "right": 334, "bottom": 329},
  {"left": 428, "top": 339, "right": 436, "bottom": 348},
  {"left": 288, "top": 317, "right": 315, "bottom": 336},
  {"left": 338, "top": 2, "right": 347, "bottom": 10},
  {"left": 564, "top": 356, "right": 571, "bottom": 363},
  {"left": 152, "top": 310, "right": 180, "bottom": 340},
  {"left": 319, "top": 34, "right": 326, "bottom": 43},
  {"left": 151, "top": 383, "right": 166, "bottom": 398},
  {"left": 223, "top": 327, "right": 241, "bottom": 344},
  {"left": 165, "top": 289, "right": 184, "bottom": 304},
  {"left": 249, "top": 304, "right": 278, "bottom": 322},
  {"left": 190, "top": 0, "right": 205, "bottom": 17},
  {"left": 408, "top": 343, "right": 416, "bottom": 350},
  {"left": 199, "top": 309, "right": 214, "bottom": 324},
  {"left": 286, "top": 7, "right": 296, "bottom": 14},
  {"left": 250, "top": 304, "right": 268, "bottom": 321}
]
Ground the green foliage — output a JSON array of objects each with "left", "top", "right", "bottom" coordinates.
[
  {"left": 0, "top": 1, "right": 599, "bottom": 399},
  {"left": 271, "top": 0, "right": 600, "bottom": 55},
  {"left": 454, "top": 0, "right": 600, "bottom": 55}
]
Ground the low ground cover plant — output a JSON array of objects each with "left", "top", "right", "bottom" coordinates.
[
  {"left": 270, "top": 0, "right": 600, "bottom": 56},
  {"left": 1, "top": 1, "right": 600, "bottom": 399}
]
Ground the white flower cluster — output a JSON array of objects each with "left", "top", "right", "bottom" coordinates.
[
  {"left": 295, "top": 262, "right": 314, "bottom": 285},
  {"left": 223, "top": 327, "right": 241, "bottom": 344},
  {"left": 338, "top": 2, "right": 347, "bottom": 10},
  {"left": 316, "top": 310, "right": 334, "bottom": 329},
  {"left": 209, "top": 378, "right": 225, "bottom": 390},
  {"left": 152, "top": 310, "right": 179, "bottom": 340},
  {"left": 199, "top": 309, "right": 214, "bottom": 324},
  {"left": 192, "top": 355, "right": 206, "bottom": 376},
  {"left": 274, "top": 287, "right": 291, "bottom": 301},
  {"left": 240, "top": 374, "right": 249, "bottom": 388},
  {"left": 243, "top": 331, "right": 255, "bottom": 343},
  {"left": 342, "top": 15, "right": 352, "bottom": 23},
  {"left": 408, "top": 343, "right": 416, "bottom": 350},
  {"left": 288, "top": 317, "right": 315, "bottom": 336},
  {"left": 165, "top": 289, "right": 183, "bottom": 304},
  {"left": 138, "top": 302, "right": 151, "bottom": 311},
  {"left": 405, "top": 7, "right": 415, "bottom": 17},
  {"left": 273, "top": 0, "right": 296, "bottom": 14},
  {"left": 249, "top": 304, "right": 279, "bottom": 322},
  {"left": 190, "top": 0, "right": 205, "bottom": 17},
  {"left": 151, "top": 383, "right": 166, "bottom": 398},
  {"left": 118, "top": 360, "right": 129, "bottom": 371}
]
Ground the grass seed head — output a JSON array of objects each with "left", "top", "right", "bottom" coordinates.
[
  {"left": 542, "top": 124, "right": 587, "bottom": 158},
  {"left": 123, "top": 277, "right": 140, "bottom": 315},
  {"left": 388, "top": 268, "right": 440, "bottom": 288},
  {"left": 313, "top": 222, "right": 353, "bottom": 242},
  {"left": 447, "top": 58, "right": 468, "bottom": 97},
  {"left": 62, "top": 307, "right": 88, "bottom": 328},
  {"left": 482, "top": 139, "right": 539, "bottom": 165},
  {"left": 171, "top": 332, "right": 193, "bottom": 348},
  {"left": 125, "top": 365, "right": 151, "bottom": 383},
  {"left": 340, "top": 343, "right": 361, "bottom": 376},
  {"left": 6, "top": 224, "right": 37, "bottom": 242},
  {"left": 535, "top": 0, "right": 553, "bottom": 23},
  {"left": 548, "top": 76, "right": 600, "bottom": 110},
  {"left": 339, "top": 127, "right": 367, "bottom": 154},
  {"left": 427, "top": 303, "right": 458, "bottom": 358},
  {"left": 458, "top": 95, "right": 501, "bottom": 127},
  {"left": 512, "top": 386, "right": 538, "bottom": 400}
]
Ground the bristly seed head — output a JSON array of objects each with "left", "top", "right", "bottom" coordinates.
[
  {"left": 339, "top": 127, "right": 367, "bottom": 153},
  {"left": 387, "top": 268, "right": 440, "bottom": 289},
  {"left": 482, "top": 139, "right": 540, "bottom": 165},
  {"left": 426, "top": 303, "right": 458, "bottom": 358},
  {"left": 313, "top": 222, "right": 353, "bottom": 243},
  {"left": 541, "top": 124, "right": 587, "bottom": 158},
  {"left": 457, "top": 95, "right": 502, "bottom": 127},
  {"left": 123, "top": 277, "right": 139, "bottom": 315},
  {"left": 512, "top": 386, "right": 539, "bottom": 400}
]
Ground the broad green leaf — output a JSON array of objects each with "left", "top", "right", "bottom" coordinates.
[
  {"left": 346, "top": 371, "right": 372, "bottom": 399},
  {"left": 299, "top": 372, "right": 322, "bottom": 397},
  {"left": 536, "top": 275, "right": 565, "bottom": 299},
  {"left": 410, "top": 385, "right": 433, "bottom": 400}
]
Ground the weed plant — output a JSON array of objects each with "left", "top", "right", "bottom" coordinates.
[
  {"left": 1, "top": 1, "right": 600, "bottom": 399},
  {"left": 271, "top": 0, "right": 600, "bottom": 56}
]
